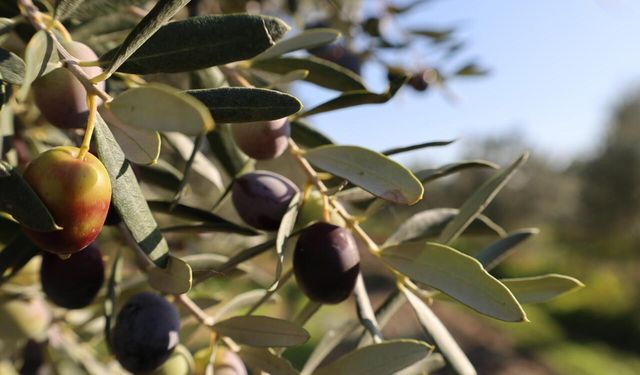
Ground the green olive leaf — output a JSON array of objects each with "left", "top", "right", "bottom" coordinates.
[
  {"left": 304, "top": 145, "right": 423, "bottom": 205},
  {"left": 100, "top": 14, "right": 290, "bottom": 74},
  {"left": 271, "top": 192, "right": 300, "bottom": 291},
  {"left": 290, "top": 119, "right": 334, "bottom": 148},
  {"left": 382, "top": 242, "right": 527, "bottom": 322},
  {"left": 0, "top": 234, "right": 39, "bottom": 286},
  {"left": 212, "top": 316, "right": 309, "bottom": 347},
  {"left": 100, "top": 108, "right": 161, "bottom": 165},
  {"left": 251, "top": 56, "right": 366, "bottom": 92},
  {"left": 238, "top": 347, "right": 300, "bottom": 375},
  {"left": 110, "top": 84, "right": 214, "bottom": 136},
  {"left": 54, "top": 0, "right": 86, "bottom": 20},
  {"left": 18, "top": 30, "right": 58, "bottom": 101},
  {"left": 0, "top": 47, "right": 25, "bottom": 85},
  {"left": 314, "top": 339, "right": 432, "bottom": 375},
  {"left": 414, "top": 160, "right": 499, "bottom": 184},
  {"left": 253, "top": 28, "right": 340, "bottom": 61},
  {"left": 187, "top": 87, "right": 303, "bottom": 123},
  {"left": 147, "top": 254, "right": 192, "bottom": 295},
  {"left": 501, "top": 274, "right": 584, "bottom": 304},
  {"left": 475, "top": 228, "right": 539, "bottom": 270}
]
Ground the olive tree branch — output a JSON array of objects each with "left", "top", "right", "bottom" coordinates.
[{"left": 17, "top": 0, "right": 113, "bottom": 103}]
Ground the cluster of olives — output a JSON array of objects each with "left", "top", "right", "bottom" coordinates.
[{"left": 231, "top": 170, "right": 360, "bottom": 305}]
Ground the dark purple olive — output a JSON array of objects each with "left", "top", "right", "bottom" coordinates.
[
  {"left": 309, "top": 44, "right": 361, "bottom": 75},
  {"left": 408, "top": 71, "right": 430, "bottom": 92},
  {"left": 231, "top": 118, "right": 290, "bottom": 160},
  {"left": 293, "top": 222, "right": 360, "bottom": 304},
  {"left": 20, "top": 339, "right": 45, "bottom": 375},
  {"left": 231, "top": 171, "right": 299, "bottom": 231},
  {"left": 112, "top": 292, "right": 180, "bottom": 373},
  {"left": 40, "top": 243, "right": 104, "bottom": 309}
]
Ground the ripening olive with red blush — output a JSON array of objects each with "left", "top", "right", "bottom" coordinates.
[
  {"left": 231, "top": 171, "right": 299, "bottom": 231},
  {"left": 40, "top": 243, "right": 104, "bottom": 309},
  {"left": 112, "top": 292, "right": 180, "bottom": 373},
  {"left": 231, "top": 118, "right": 290, "bottom": 160},
  {"left": 293, "top": 222, "right": 360, "bottom": 304}
]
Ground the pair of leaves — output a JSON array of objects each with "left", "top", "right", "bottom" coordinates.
[{"left": 99, "top": 14, "right": 290, "bottom": 75}]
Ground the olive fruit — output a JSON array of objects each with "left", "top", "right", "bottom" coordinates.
[
  {"left": 408, "top": 71, "right": 429, "bottom": 92},
  {"left": 32, "top": 41, "right": 105, "bottom": 129},
  {"left": 294, "top": 190, "right": 345, "bottom": 230},
  {"left": 293, "top": 222, "right": 360, "bottom": 304},
  {"left": 21, "top": 146, "right": 111, "bottom": 256},
  {"left": 112, "top": 292, "right": 180, "bottom": 373},
  {"left": 194, "top": 348, "right": 247, "bottom": 375},
  {"left": 40, "top": 243, "right": 104, "bottom": 309},
  {"left": 231, "top": 118, "right": 290, "bottom": 160},
  {"left": 148, "top": 345, "right": 194, "bottom": 375},
  {"left": 231, "top": 171, "right": 299, "bottom": 231}
]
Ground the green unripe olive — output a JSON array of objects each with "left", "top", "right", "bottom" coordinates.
[
  {"left": 21, "top": 146, "right": 112, "bottom": 256},
  {"left": 193, "top": 348, "right": 247, "bottom": 375},
  {"left": 294, "top": 190, "right": 345, "bottom": 230},
  {"left": 32, "top": 41, "right": 104, "bottom": 129},
  {"left": 146, "top": 345, "right": 194, "bottom": 375},
  {"left": 231, "top": 118, "right": 290, "bottom": 160},
  {"left": 293, "top": 222, "right": 360, "bottom": 304}
]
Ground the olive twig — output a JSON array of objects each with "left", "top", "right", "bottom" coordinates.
[{"left": 17, "top": 0, "right": 113, "bottom": 103}]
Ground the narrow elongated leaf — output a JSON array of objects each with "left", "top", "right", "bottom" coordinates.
[
  {"left": 0, "top": 234, "right": 39, "bottom": 285},
  {"left": 100, "top": 0, "right": 190, "bottom": 77},
  {"left": 252, "top": 56, "right": 365, "bottom": 92},
  {"left": 381, "top": 140, "right": 455, "bottom": 156},
  {"left": 212, "top": 316, "right": 309, "bottom": 347},
  {"left": 111, "top": 84, "right": 214, "bottom": 136},
  {"left": 148, "top": 200, "right": 259, "bottom": 236},
  {"left": 301, "top": 319, "right": 360, "bottom": 375},
  {"left": 300, "top": 75, "right": 408, "bottom": 117},
  {"left": 147, "top": 254, "right": 192, "bottom": 294},
  {"left": 100, "top": 14, "right": 290, "bottom": 74},
  {"left": 239, "top": 347, "right": 300, "bottom": 375},
  {"left": 314, "top": 339, "right": 431, "bottom": 375},
  {"left": 18, "top": 30, "right": 57, "bottom": 101},
  {"left": 502, "top": 274, "right": 584, "bottom": 304},
  {"left": 305, "top": 145, "right": 422, "bottom": 204},
  {"left": 401, "top": 286, "right": 477, "bottom": 375},
  {"left": 410, "top": 28, "right": 455, "bottom": 43},
  {"left": 103, "top": 251, "right": 122, "bottom": 347},
  {"left": 354, "top": 274, "right": 383, "bottom": 342},
  {"left": 476, "top": 228, "right": 538, "bottom": 270},
  {"left": 271, "top": 192, "right": 300, "bottom": 291},
  {"left": 54, "top": 0, "right": 86, "bottom": 20},
  {"left": 384, "top": 208, "right": 504, "bottom": 247},
  {"left": 253, "top": 28, "right": 340, "bottom": 61},
  {"left": 382, "top": 242, "right": 527, "bottom": 322},
  {"left": 290, "top": 119, "right": 334, "bottom": 148},
  {"left": 0, "top": 162, "right": 59, "bottom": 232},
  {"left": 438, "top": 153, "right": 528, "bottom": 245},
  {"left": 0, "top": 48, "right": 25, "bottom": 84},
  {"left": 164, "top": 132, "right": 223, "bottom": 190},
  {"left": 100, "top": 109, "right": 160, "bottom": 165},
  {"left": 454, "top": 63, "right": 489, "bottom": 77},
  {"left": 138, "top": 164, "right": 182, "bottom": 192},
  {"left": 159, "top": 223, "right": 257, "bottom": 236},
  {"left": 93, "top": 112, "right": 170, "bottom": 268},
  {"left": 415, "top": 160, "right": 499, "bottom": 184},
  {"left": 66, "top": 0, "right": 147, "bottom": 20},
  {"left": 212, "top": 290, "right": 270, "bottom": 321},
  {"left": 187, "top": 87, "right": 302, "bottom": 123}
]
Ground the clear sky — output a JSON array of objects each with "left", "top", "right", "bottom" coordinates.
[{"left": 293, "top": 0, "right": 640, "bottom": 167}]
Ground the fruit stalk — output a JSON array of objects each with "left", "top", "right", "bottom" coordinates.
[{"left": 77, "top": 94, "right": 98, "bottom": 160}]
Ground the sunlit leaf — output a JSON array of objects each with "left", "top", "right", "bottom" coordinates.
[
  {"left": 0, "top": 48, "right": 25, "bottom": 84},
  {"left": 401, "top": 286, "right": 476, "bottom": 375},
  {"left": 381, "top": 139, "right": 455, "bottom": 156},
  {"left": 271, "top": 192, "right": 300, "bottom": 291},
  {"left": 18, "top": 30, "right": 58, "bottom": 101},
  {"left": 252, "top": 56, "right": 366, "bottom": 92},
  {"left": 100, "top": 14, "right": 290, "bottom": 74},
  {"left": 147, "top": 254, "right": 192, "bottom": 294},
  {"left": 187, "top": 87, "right": 302, "bottom": 123},
  {"left": 100, "top": 108, "right": 160, "bottom": 165},
  {"left": 410, "top": 28, "right": 455, "bottom": 43},
  {"left": 305, "top": 145, "right": 423, "bottom": 205},
  {"left": 110, "top": 84, "right": 214, "bottom": 136},
  {"left": 502, "top": 274, "right": 584, "bottom": 304},
  {"left": 314, "top": 339, "right": 432, "bottom": 375},
  {"left": 0, "top": 161, "right": 59, "bottom": 232},
  {"left": 212, "top": 316, "right": 309, "bottom": 347},
  {"left": 438, "top": 153, "right": 528, "bottom": 245},
  {"left": 253, "top": 28, "right": 340, "bottom": 61},
  {"left": 239, "top": 347, "right": 300, "bottom": 375},
  {"left": 382, "top": 242, "right": 527, "bottom": 322}
]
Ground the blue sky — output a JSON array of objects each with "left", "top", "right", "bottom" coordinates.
[{"left": 293, "top": 0, "right": 640, "bottom": 167}]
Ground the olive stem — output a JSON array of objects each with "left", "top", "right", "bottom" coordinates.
[
  {"left": 17, "top": 0, "right": 113, "bottom": 103},
  {"left": 354, "top": 273, "right": 383, "bottom": 344},
  {"left": 176, "top": 293, "right": 215, "bottom": 327},
  {"left": 77, "top": 94, "right": 97, "bottom": 160}
]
